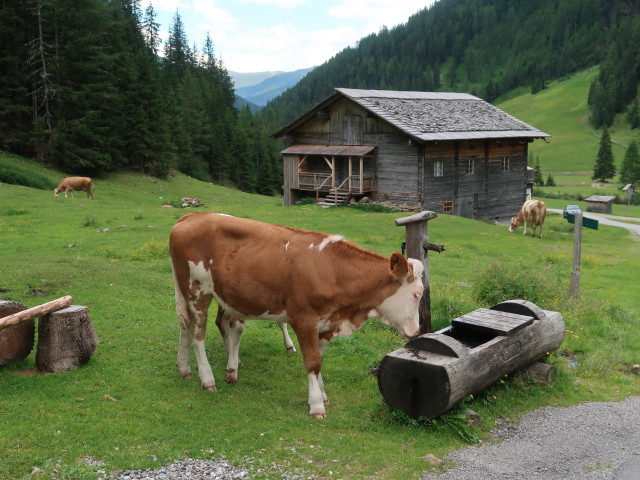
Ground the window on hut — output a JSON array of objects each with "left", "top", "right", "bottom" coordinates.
[
  {"left": 434, "top": 160, "right": 444, "bottom": 177},
  {"left": 502, "top": 157, "right": 510, "bottom": 172},
  {"left": 465, "top": 158, "right": 475, "bottom": 175}
]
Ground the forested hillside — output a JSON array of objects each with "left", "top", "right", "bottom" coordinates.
[
  {"left": 267, "top": 0, "right": 640, "bottom": 129},
  {"left": 1, "top": 0, "right": 639, "bottom": 196},
  {"left": 0, "top": 0, "right": 282, "bottom": 195}
]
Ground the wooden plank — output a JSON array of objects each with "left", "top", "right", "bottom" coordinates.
[
  {"left": 0, "top": 296, "right": 73, "bottom": 330},
  {"left": 452, "top": 308, "right": 533, "bottom": 336}
]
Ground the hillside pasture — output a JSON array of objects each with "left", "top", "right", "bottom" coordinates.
[{"left": 1, "top": 154, "right": 639, "bottom": 480}]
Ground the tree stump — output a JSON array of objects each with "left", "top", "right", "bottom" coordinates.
[
  {"left": 0, "top": 301, "right": 34, "bottom": 366},
  {"left": 36, "top": 305, "right": 99, "bottom": 373}
]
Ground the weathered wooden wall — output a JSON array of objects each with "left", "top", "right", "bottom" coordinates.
[
  {"left": 423, "top": 140, "right": 528, "bottom": 221},
  {"left": 282, "top": 96, "right": 529, "bottom": 219}
]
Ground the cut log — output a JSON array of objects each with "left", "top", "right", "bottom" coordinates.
[
  {"left": 517, "top": 361, "right": 556, "bottom": 385},
  {"left": 0, "top": 296, "right": 73, "bottom": 331},
  {"left": 0, "top": 301, "right": 34, "bottom": 366},
  {"left": 36, "top": 305, "right": 99, "bottom": 373}
]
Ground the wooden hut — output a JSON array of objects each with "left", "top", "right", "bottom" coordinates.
[
  {"left": 585, "top": 195, "right": 616, "bottom": 213},
  {"left": 272, "top": 89, "right": 549, "bottom": 222}
]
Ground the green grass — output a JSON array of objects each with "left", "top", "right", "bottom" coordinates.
[
  {"left": 1, "top": 144, "right": 640, "bottom": 480},
  {"left": 499, "top": 67, "right": 640, "bottom": 175}
]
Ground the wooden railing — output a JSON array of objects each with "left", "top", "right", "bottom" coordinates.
[
  {"left": 299, "top": 173, "right": 331, "bottom": 190},
  {"left": 298, "top": 173, "right": 373, "bottom": 193}
]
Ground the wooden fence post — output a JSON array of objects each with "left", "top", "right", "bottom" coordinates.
[
  {"left": 569, "top": 212, "right": 583, "bottom": 298},
  {"left": 395, "top": 211, "right": 445, "bottom": 334}
]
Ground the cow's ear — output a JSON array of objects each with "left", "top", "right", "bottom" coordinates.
[{"left": 389, "top": 252, "right": 409, "bottom": 278}]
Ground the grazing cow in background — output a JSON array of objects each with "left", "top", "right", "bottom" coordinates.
[
  {"left": 54, "top": 177, "right": 93, "bottom": 199},
  {"left": 509, "top": 199, "right": 547, "bottom": 238},
  {"left": 169, "top": 212, "right": 424, "bottom": 418}
]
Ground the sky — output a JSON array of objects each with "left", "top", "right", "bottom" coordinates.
[{"left": 141, "top": 0, "right": 436, "bottom": 73}]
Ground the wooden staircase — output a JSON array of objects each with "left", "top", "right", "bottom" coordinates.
[{"left": 317, "top": 190, "right": 349, "bottom": 207}]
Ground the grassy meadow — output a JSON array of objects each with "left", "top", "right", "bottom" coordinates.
[
  {"left": 500, "top": 67, "right": 640, "bottom": 182},
  {"left": 1, "top": 149, "right": 639, "bottom": 480}
]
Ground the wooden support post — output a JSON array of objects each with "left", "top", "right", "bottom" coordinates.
[
  {"left": 395, "top": 211, "right": 442, "bottom": 334},
  {"left": 0, "top": 300, "right": 33, "bottom": 366},
  {"left": 569, "top": 212, "right": 583, "bottom": 298}
]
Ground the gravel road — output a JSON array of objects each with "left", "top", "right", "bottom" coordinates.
[{"left": 421, "top": 396, "right": 640, "bottom": 480}]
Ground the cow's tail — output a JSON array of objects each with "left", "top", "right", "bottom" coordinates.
[{"left": 88, "top": 179, "right": 94, "bottom": 199}]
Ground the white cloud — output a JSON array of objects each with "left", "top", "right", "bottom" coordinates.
[
  {"left": 329, "top": 0, "right": 429, "bottom": 27},
  {"left": 237, "top": 0, "right": 309, "bottom": 7}
]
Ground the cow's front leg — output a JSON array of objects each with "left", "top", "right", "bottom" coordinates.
[
  {"left": 215, "top": 308, "right": 245, "bottom": 384},
  {"left": 292, "top": 319, "right": 326, "bottom": 418}
]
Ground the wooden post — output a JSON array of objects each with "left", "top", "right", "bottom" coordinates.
[
  {"left": 0, "top": 300, "right": 33, "bottom": 366},
  {"left": 569, "top": 212, "right": 583, "bottom": 298},
  {"left": 395, "top": 211, "right": 443, "bottom": 334}
]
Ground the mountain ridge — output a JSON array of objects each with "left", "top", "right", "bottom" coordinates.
[{"left": 232, "top": 67, "right": 314, "bottom": 107}]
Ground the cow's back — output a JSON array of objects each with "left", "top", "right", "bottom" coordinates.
[{"left": 169, "top": 212, "right": 392, "bottom": 319}]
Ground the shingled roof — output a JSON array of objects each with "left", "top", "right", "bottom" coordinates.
[{"left": 273, "top": 88, "right": 549, "bottom": 142}]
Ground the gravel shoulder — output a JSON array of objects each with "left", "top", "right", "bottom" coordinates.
[{"left": 421, "top": 396, "right": 640, "bottom": 480}]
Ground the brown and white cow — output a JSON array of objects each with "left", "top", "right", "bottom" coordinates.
[
  {"left": 509, "top": 199, "right": 547, "bottom": 238},
  {"left": 54, "top": 177, "right": 93, "bottom": 199},
  {"left": 169, "top": 212, "right": 424, "bottom": 418}
]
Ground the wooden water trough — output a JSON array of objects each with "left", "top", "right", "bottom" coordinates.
[
  {"left": 0, "top": 296, "right": 99, "bottom": 372},
  {"left": 377, "top": 299, "right": 564, "bottom": 419}
]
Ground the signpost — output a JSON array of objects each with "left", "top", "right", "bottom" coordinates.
[
  {"left": 623, "top": 184, "right": 634, "bottom": 216},
  {"left": 566, "top": 212, "right": 598, "bottom": 298}
]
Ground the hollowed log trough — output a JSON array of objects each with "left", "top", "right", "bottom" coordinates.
[{"left": 377, "top": 300, "right": 564, "bottom": 419}]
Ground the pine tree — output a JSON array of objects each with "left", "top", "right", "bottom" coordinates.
[
  {"left": 619, "top": 140, "right": 640, "bottom": 185},
  {"left": 533, "top": 157, "right": 544, "bottom": 186},
  {"left": 592, "top": 128, "right": 616, "bottom": 183}
]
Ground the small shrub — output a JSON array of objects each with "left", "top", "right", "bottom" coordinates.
[
  {"left": 472, "top": 261, "right": 556, "bottom": 306},
  {"left": 296, "top": 197, "right": 316, "bottom": 206},
  {"left": 82, "top": 216, "right": 99, "bottom": 228}
]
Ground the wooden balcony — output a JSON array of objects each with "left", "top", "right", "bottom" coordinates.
[{"left": 298, "top": 173, "right": 373, "bottom": 194}]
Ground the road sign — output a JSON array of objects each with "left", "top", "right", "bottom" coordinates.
[{"left": 566, "top": 213, "right": 598, "bottom": 230}]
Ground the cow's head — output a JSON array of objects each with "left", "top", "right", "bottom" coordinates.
[
  {"left": 370, "top": 253, "right": 423, "bottom": 338},
  {"left": 508, "top": 217, "right": 519, "bottom": 232},
  {"left": 54, "top": 187, "right": 61, "bottom": 197}
]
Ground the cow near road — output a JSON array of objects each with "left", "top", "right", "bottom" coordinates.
[
  {"left": 169, "top": 212, "right": 424, "bottom": 418},
  {"left": 54, "top": 176, "right": 94, "bottom": 199},
  {"left": 509, "top": 199, "right": 547, "bottom": 238}
]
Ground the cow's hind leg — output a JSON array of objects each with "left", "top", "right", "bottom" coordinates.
[
  {"left": 174, "top": 282, "right": 216, "bottom": 391},
  {"left": 279, "top": 321, "right": 297, "bottom": 353},
  {"left": 215, "top": 308, "right": 245, "bottom": 384}
]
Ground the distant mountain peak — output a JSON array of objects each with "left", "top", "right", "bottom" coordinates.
[{"left": 232, "top": 67, "right": 315, "bottom": 107}]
